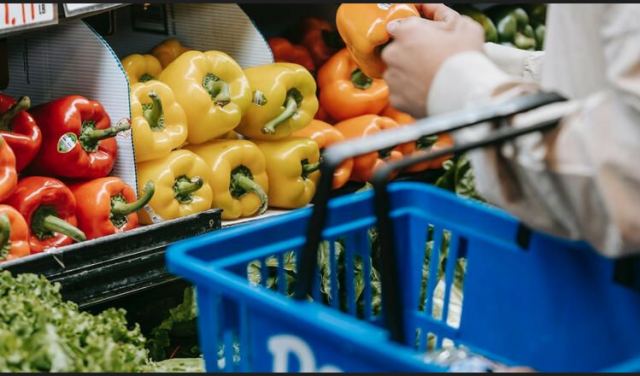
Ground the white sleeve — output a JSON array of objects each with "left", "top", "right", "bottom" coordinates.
[
  {"left": 426, "top": 18, "right": 640, "bottom": 257},
  {"left": 483, "top": 42, "right": 544, "bottom": 83}
]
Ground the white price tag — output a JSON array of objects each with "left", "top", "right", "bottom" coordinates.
[
  {"left": 0, "top": 3, "right": 57, "bottom": 34},
  {"left": 63, "top": 3, "right": 122, "bottom": 17}
]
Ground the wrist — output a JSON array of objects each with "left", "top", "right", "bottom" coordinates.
[{"left": 426, "top": 50, "right": 514, "bottom": 116}]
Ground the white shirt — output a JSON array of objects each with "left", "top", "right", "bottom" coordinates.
[{"left": 426, "top": 4, "right": 640, "bottom": 257}]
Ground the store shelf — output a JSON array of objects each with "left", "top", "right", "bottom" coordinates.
[{"left": 1, "top": 208, "right": 221, "bottom": 309}]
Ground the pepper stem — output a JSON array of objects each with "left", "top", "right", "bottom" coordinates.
[
  {"left": 143, "top": 92, "right": 164, "bottom": 131},
  {"left": 351, "top": 68, "right": 373, "bottom": 90},
  {"left": 139, "top": 73, "right": 154, "bottom": 82},
  {"left": 174, "top": 176, "right": 204, "bottom": 204},
  {"left": 232, "top": 171, "right": 268, "bottom": 215},
  {"left": 301, "top": 160, "right": 320, "bottom": 179},
  {"left": 42, "top": 215, "right": 86, "bottom": 242},
  {"left": 0, "top": 214, "right": 10, "bottom": 260},
  {"left": 111, "top": 181, "right": 155, "bottom": 216},
  {"left": 80, "top": 119, "right": 131, "bottom": 152},
  {"left": 203, "top": 73, "right": 231, "bottom": 107},
  {"left": 262, "top": 94, "right": 298, "bottom": 135},
  {"left": 0, "top": 96, "right": 30, "bottom": 131}
]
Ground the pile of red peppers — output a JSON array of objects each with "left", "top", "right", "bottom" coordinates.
[{"left": 0, "top": 94, "right": 154, "bottom": 262}]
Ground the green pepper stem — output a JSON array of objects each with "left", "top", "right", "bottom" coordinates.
[
  {"left": 42, "top": 215, "right": 86, "bottom": 242},
  {"left": 0, "top": 214, "right": 10, "bottom": 259},
  {"left": 81, "top": 120, "right": 131, "bottom": 146},
  {"left": 302, "top": 161, "right": 320, "bottom": 175},
  {"left": 0, "top": 96, "right": 30, "bottom": 131},
  {"left": 262, "top": 95, "right": 298, "bottom": 135},
  {"left": 143, "top": 92, "right": 164, "bottom": 131},
  {"left": 203, "top": 74, "right": 231, "bottom": 107},
  {"left": 232, "top": 172, "right": 268, "bottom": 215},
  {"left": 111, "top": 181, "right": 155, "bottom": 216},
  {"left": 139, "top": 73, "right": 154, "bottom": 82},
  {"left": 351, "top": 68, "right": 373, "bottom": 90},
  {"left": 175, "top": 177, "right": 203, "bottom": 197}
]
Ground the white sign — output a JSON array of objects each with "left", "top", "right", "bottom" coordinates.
[
  {"left": 0, "top": 3, "right": 57, "bottom": 34},
  {"left": 63, "top": 3, "right": 122, "bottom": 18},
  {"left": 268, "top": 335, "right": 343, "bottom": 372}
]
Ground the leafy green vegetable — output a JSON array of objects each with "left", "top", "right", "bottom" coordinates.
[
  {"left": 434, "top": 154, "right": 483, "bottom": 201},
  {"left": 143, "top": 357, "right": 204, "bottom": 372},
  {"left": 0, "top": 271, "right": 149, "bottom": 372},
  {"left": 147, "top": 287, "right": 199, "bottom": 361}
]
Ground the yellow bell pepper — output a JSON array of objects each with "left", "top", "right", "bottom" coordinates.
[
  {"left": 186, "top": 140, "right": 268, "bottom": 220},
  {"left": 159, "top": 50, "right": 252, "bottom": 145},
  {"left": 130, "top": 80, "right": 188, "bottom": 162},
  {"left": 150, "top": 37, "right": 192, "bottom": 68},
  {"left": 136, "top": 149, "right": 213, "bottom": 224},
  {"left": 121, "top": 54, "right": 163, "bottom": 86},
  {"left": 236, "top": 63, "right": 318, "bottom": 140},
  {"left": 255, "top": 138, "right": 320, "bottom": 209}
]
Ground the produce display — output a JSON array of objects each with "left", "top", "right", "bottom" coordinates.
[{"left": 0, "top": 2, "right": 552, "bottom": 372}]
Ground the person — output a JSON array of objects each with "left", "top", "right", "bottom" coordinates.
[{"left": 381, "top": 4, "right": 640, "bottom": 257}]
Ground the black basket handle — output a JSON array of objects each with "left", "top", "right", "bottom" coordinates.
[{"left": 294, "top": 92, "right": 566, "bottom": 343}]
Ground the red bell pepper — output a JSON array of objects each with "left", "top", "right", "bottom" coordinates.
[
  {"left": 6, "top": 176, "right": 85, "bottom": 253},
  {"left": 69, "top": 177, "right": 155, "bottom": 240},
  {"left": 28, "top": 95, "right": 130, "bottom": 179},
  {"left": 0, "top": 95, "right": 42, "bottom": 172},
  {"left": 0, "top": 135, "right": 17, "bottom": 202},
  {"left": 268, "top": 37, "right": 316, "bottom": 73},
  {"left": 301, "top": 17, "right": 345, "bottom": 67},
  {"left": 0, "top": 204, "right": 30, "bottom": 261}
]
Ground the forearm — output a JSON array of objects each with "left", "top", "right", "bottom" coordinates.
[
  {"left": 427, "top": 52, "right": 640, "bottom": 256},
  {"left": 483, "top": 42, "right": 544, "bottom": 83}
]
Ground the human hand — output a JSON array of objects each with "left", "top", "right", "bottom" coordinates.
[{"left": 381, "top": 4, "right": 484, "bottom": 118}]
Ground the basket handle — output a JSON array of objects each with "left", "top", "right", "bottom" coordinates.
[{"left": 293, "top": 92, "right": 566, "bottom": 341}]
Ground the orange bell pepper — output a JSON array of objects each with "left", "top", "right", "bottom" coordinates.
[
  {"left": 0, "top": 135, "right": 17, "bottom": 202},
  {"left": 0, "top": 205, "right": 30, "bottom": 262},
  {"left": 317, "top": 48, "right": 389, "bottom": 121},
  {"left": 314, "top": 104, "right": 333, "bottom": 123},
  {"left": 380, "top": 105, "right": 454, "bottom": 172},
  {"left": 268, "top": 37, "right": 316, "bottom": 73},
  {"left": 301, "top": 17, "right": 344, "bottom": 67},
  {"left": 292, "top": 119, "right": 354, "bottom": 189},
  {"left": 334, "top": 115, "right": 411, "bottom": 182},
  {"left": 336, "top": 3, "right": 420, "bottom": 78},
  {"left": 380, "top": 105, "right": 415, "bottom": 125}
]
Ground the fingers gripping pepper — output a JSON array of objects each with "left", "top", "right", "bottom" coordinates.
[
  {"left": 6, "top": 177, "right": 85, "bottom": 253},
  {"left": 28, "top": 95, "right": 130, "bottom": 179},
  {"left": 186, "top": 140, "right": 269, "bottom": 220},
  {"left": 292, "top": 119, "right": 353, "bottom": 189},
  {"left": 160, "top": 50, "right": 252, "bottom": 144},
  {"left": 151, "top": 38, "right": 192, "bottom": 68},
  {"left": 336, "top": 3, "right": 420, "bottom": 79},
  {"left": 255, "top": 138, "right": 320, "bottom": 209},
  {"left": 334, "top": 115, "right": 408, "bottom": 182},
  {"left": 268, "top": 37, "right": 316, "bottom": 73},
  {"left": 0, "top": 205, "right": 30, "bottom": 261},
  {"left": 301, "top": 17, "right": 345, "bottom": 67},
  {"left": 237, "top": 63, "right": 318, "bottom": 140},
  {"left": 70, "top": 178, "right": 155, "bottom": 240},
  {"left": 0, "top": 95, "right": 42, "bottom": 172},
  {"left": 136, "top": 149, "right": 213, "bottom": 225},
  {"left": 0, "top": 136, "right": 17, "bottom": 202},
  {"left": 318, "top": 48, "right": 389, "bottom": 121},
  {"left": 121, "top": 54, "right": 163, "bottom": 85},
  {"left": 130, "top": 80, "right": 188, "bottom": 163}
]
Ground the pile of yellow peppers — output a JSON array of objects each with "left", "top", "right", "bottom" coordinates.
[{"left": 121, "top": 38, "right": 324, "bottom": 221}]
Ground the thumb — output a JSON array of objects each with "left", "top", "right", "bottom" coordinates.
[{"left": 386, "top": 16, "right": 423, "bottom": 37}]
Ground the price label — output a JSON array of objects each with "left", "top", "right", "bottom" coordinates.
[
  {"left": 63, "top": 3, "right": 123, "bottom": 18},
  {"left": 0, "top": 3, "right": 57, "bottom": 34}
]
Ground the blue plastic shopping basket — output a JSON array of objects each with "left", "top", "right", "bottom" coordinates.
[{"left": 166, "top": 93, "right": 640, "bottom": 372}]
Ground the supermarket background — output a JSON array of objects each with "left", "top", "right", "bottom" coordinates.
[{"left": 0, "top": 3, "right": 638, "bottom": 373}]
